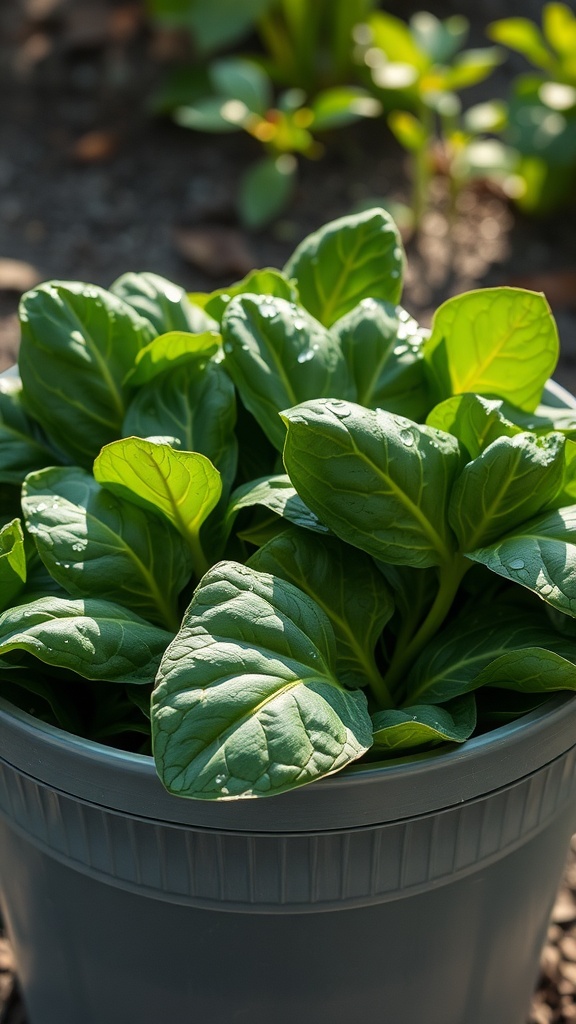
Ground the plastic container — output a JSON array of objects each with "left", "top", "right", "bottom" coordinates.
[{"left": 1, "top": 692, "right": 576, "bottom": 1024}]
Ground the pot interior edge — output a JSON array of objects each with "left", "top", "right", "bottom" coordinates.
[{"left": 1, "top": 694, "right": 576, "bottom": 833}]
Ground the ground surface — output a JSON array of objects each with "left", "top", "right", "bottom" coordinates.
[{"left": 1, "top": 2, "right": 576, "bottom": 1022}]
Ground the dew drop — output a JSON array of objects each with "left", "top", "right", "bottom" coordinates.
[
  {"left": 399, "top": 429, "right": 415, "bottom": 447},
  {"left": 223, "top": 340, "right": 234, "bottom": 354},
  {"left": 394, "top": 344, "right": 408, "bottom": 356},
  {"left": 214, "top": 774, "right": 226, "bottom": 786},
  {"left": 507, "top": 558, "right": 525, "bottom": 571},
  {"left": 297, "top": 348, "right": 315, "bottom": 364},
  {"left": 293, "top": 318, "right": 306, "bottom": 331},
  {"left": 72, "top": 543, "right": 83, "bottom": 552},
  {"left": 35, "top": 502, "right": 47, "bottom": 512}
]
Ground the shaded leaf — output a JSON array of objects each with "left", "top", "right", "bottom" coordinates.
[
  {"left": 111, "top": 271, "right": 218, "bottom": 336},
  {"left": 282, "top": 399, "right": 463, "bottom": 567},
  {"left": 0, "top": 518, "right": 26, "bottom": 612},
  {"left": 371, "top": 694, "right": 476, "bottom": 752}
]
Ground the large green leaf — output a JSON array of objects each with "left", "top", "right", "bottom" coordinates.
[
  {"left": 0, "top": 596, "right": 173, "bottom": 683},
  {"left": 0, "top": 378, "right": 58, "bottom": 484},
  {"left": 22, "top": 467, "right": 192, "bottom": 631},
  {"left": 110, "top": 271, "right": 217, "bottom": 336},
  {"left": 152, "top": 561, "right": 373, "bottom": 799},
  {"left": 371, "top": 694, "right": 476, "bottom": 753},
  {"left": 283, "top": 208, "right": 405, "bottom": 327},
  {"left": 222, "top": 294, "right": 352, "bottom": 450},
  {"left": 333, "top": 299, "right": 430, "bottom": 419},
  {"left": 248, "top": 526, "right": 394, "bottom": 694},
  {"left": 18, "top": 282, "right": 155, "bottom": 466},
  {"left": 125, "top": 330, "right": 221, "bottom": 387},
  {"left": 0, "top": 519, "right": 26, "bottom": 612},
  {"left": 94, "top": 438, "right": 222, "bottom": 577},
  {"left": 467, "top": 505, "right": 576, "bottom": 616},
  {"left": 122, "top": 360, "right": 238, "bottom": 499},
  {"left": 449, "top": 431, "right": 566, "bottom": 549},
  {"left": 423, "top": 288, "right": 559, "bottom": 412},
  {"left": 282, "top": 399, "right": 463, "bottom": 567},
  {"left": 426, "top": 393, "right": 522, "bottom": 458},
  {"left": 474, "top": 647, "right": 576, "bottom": 693},
  {"left": 405, "top": 608, "right": 576, "bottom": 703}
]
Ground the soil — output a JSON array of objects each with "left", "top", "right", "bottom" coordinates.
[{"left": 1, "top": 1, "right": 576, "bottom": 1021}]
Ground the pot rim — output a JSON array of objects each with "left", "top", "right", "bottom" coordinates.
[{"left": 1, "top": 693, "right": 576, "bottom": 833}]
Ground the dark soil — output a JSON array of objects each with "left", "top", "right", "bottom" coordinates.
[{"left": 1, "top": 2, "right": 576, "bottom": 1022}]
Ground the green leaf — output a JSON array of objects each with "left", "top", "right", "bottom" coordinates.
[
  {"left": 0, "top": 596, "right": 173, "bottom": 683},
  {"left": 222, "top": 294, "right": 351, "bottom": 450},
  {"left": 226, "top": 474, "right": 330, "bottom": 538},
  {"left": 22, "top": 466, "right": 192, "bottom": 631},
  {"left": 124, "top": 330, "right": 221, "bottom": 387},
  {"left": 110, "top": 272, "right": 217, "bottom": 336},
  {"left": 210, "top": 58, "right": 272, "bottom": 114},
  {"left": 248, "top": 526, "right": 394, "bottom": 693},
  {"left": 543, "top": 3, "right": 576, "bottom": 61},
  {"left": 284, "top": 208, "right": 405, "bottom": 328},
  {"left": 122, "top": 360, "right": 238, "bottom": 499},
  {"left": 449, "top": 432, "right": 566, "bottom": 549},
  {"left": 388, "top": 111, "right": 427, "bottom": 151},
  {"left": 180, "top": 0, "right": 276, "bottom": 53},
  {"left": 0, "top": 377, "right": 59, "bottom": 484},
  {"left": 467, "top": 505, "right": 576, "bottom": 616},
  {"left": 193, "top": 268, "right": 298, "bottom": 324},
  {"left": 442, "top": 48, "right": 503, "bottom": 91},
  {"left": 94, "top": 438, "right": 222, "bottom": 578},
  {"left": 282, "top": 399, "right": 464, "bottom": 567},
  {"left": 333, "top": 299, "right": 430, "bottom": 419},
  {"left": 426, "top": 393, "right": 522, "bottom": 458},
  {"left": 405, "top": 608, "right": 575, "bottom": 703},
  {"left": 410, "top": 11, "right": 468, "bottom": 63},
  {"left": 371, "top": 694, "right": 476, "bottom": 753},
  {"left": 366, "top": 11, "right": 428, "bottom": 69},
  {"left": 238, "top": 156, "right": 298, "bottom": 230},
  {"left": 474, "top": 646, "right": 576, "bottom": 693},
  {"left": 423, "top": 287, "right": 559, "bottom": 412},
  {"left": 310, "top": 88, "right": 381, "bottom": 130},
  {"left": 0, "top": 519, "right": 26, "bottom": 612},
  {"left": 488, "top": 17, "right": 553, "bottom": 72},
  {"left": 174, "top": 97, "right": 245, "bottom": 133},
  {"left": 151, "top": 561, "right": 373, "bottom": 799},
  {"left": 18, "top": 281, "right": 155, "bottom": 466}
]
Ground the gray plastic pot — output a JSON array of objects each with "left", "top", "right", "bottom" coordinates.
[{"left": 1, "top": 693, "right": 576, "bottom": 1024}]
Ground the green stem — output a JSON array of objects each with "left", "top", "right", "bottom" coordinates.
[
  {"left": 186, "top": 527, "right": 211, "bottom": 582},
  {"left": 383, "top": 555, "right": 470, "bottom": 700}
]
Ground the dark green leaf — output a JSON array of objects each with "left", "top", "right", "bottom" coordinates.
[
  {"left": 210, "top": 58, "right": 272, "bottom": 114},
  {"left": 284, "top": 208, "right": 405, "bottom": 327},
  {"left": 22, "top": 466, "right": 192, "bottom": 631},
  {"left": 450, "top": 431, "right": 566, "bottom": 549},
  {"left": 467, "top": 505, "right": 576, "bottom": 616},
  {"left": 371, "top": 694, "right": 476, "bottom": 752},
  {"left": 333, "top": 299, "right": 430, "bottom": 419},
  {"left": 222, "top": 294, "right": 352, "bottom": 450},
  {"left": 238, "top": 156, "right": 298, "bottom": 230},
  {"left": 282, "top": 399, "right": 463, "bottom": 567},
  {"left": 0, "top": 377, "right": 59, "bottom": 484},
  {"left": 110, "top": 272, "right": 217, "bottom": 336},
  {"left": 152, "top": 561, "right": 373, "bottom": 799},
  {"left": 226, "top": 474, "right": 330, "bottom": 537},
  {"left": 248, "top": 526, "right": 394, "bottom": 692},
  {"left": 18, "top": 281, "right": 155, "bottom": 466},
  {"left": 0, "top": 596, "right": 173, "bottom": 683},
  {"left": 122, "top": 360, "right": 238, "bottom": 499}
]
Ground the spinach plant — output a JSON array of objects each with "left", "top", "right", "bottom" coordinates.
[{"left": 2, "top": 208, "right": 576, "bottom": 801}]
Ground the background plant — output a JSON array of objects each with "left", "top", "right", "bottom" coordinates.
[
  {"left": 487, "top": 2, "right": 576, "bottom": 214},
  {"left": 353, "top": 9, "right": 503, "bottom": 225}
]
